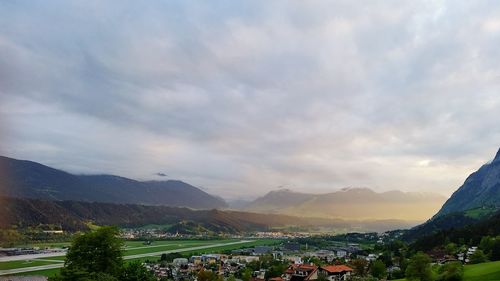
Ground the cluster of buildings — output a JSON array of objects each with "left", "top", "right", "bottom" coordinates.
[
  {"left": 0, "top": 247, "right": 66, "bottom": 257},
  {"left": 145, "top": 254, "right": 354, "bottom": 281},
  {"left": 428, "top": 246, "right": 479, "bottom": 264},
  {"left": 120, "top": 229, "right": 215, "bottom": 240},
  {"left": 120, "top": 229, "right": 307, "bottom": 241},
  {"left": 143, "top": 243, "right": 357, "bottom": 281},
  {"left": 252, "top": 232, "right": 310, "bottom": 239},
  {"left": 145, "top": 253, "right": 260, "bottom": 280}
]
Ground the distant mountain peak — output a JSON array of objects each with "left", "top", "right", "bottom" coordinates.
[{"left": 340, "top": 187, "right": 374, "bottom": 193}]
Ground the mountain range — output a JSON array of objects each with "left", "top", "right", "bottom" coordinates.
[
  {"left": 0, "top": 196, "right": 416, "bottom": 233},
  {"left": 0, "top": 156, "right": 226, "bottom": 209},
  {"left": 242, "top": 188, "right": 447, "bottom": 221}
]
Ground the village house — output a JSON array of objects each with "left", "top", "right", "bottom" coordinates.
[
  {"left": 318, "top": 265, "right": 353, "bottom": 281},
  {"left": 284, "top": 264, "right": 318, "bottom": 281}
]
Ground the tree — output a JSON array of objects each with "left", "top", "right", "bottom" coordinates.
[
  {"left": 378, "top": 251, "right": 393, "bottom": 267},
  {"left": 479, "top": 236, "right": 494, "bottom": 255},
  {"left": 0, "top": 229, "right": 24, "bottom": 247},
  {"left": 351, "top": 259, "right": 368, "bottom": 276},
  {"left": 405, "top": 252, "right": 433, "bottom": 281},
  {"left": 436, "top": 262, "right": 463, "bottom": 281},
  {"left": 64, "top": 226, "right": 123, "bottom": 276},
  {"left": 160, "top": 252, "right": 183, "bottom": 262},
  {"left": 265, "top": 263, "right": 287, "bottom": 280},
  {"left": 49, "top": 267, "right": 94, "bottom": 281},
  {"left": 197, "top": 269, "right": 221, "bottom": 281},
  {"left": 491, "top": 238, "right": 500, "bottom": 261},
  {"left": 120, "top": 261, "right": 156, "bottom": 281},
  {"left": 242, "top": 268, "right": 253, "bottom": 281},
  {"left": 469, "top": 249, "right": 487, "bottom": 264},
  {"left": 227, "top": 275, "right": 237, "bottom": 281},
  {"left": 49, "top": 226, "right": 124, "bottom": 281},
  {"left": 445, "top": 243, "right": 458, "bottom": 255},
  {"left": 370, "top": 260, "right": 387, "bottom": 279}
]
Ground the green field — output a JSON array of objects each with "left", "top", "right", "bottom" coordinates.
[
  {"left": 392, "top": 260, "right": 500, "bottom": 281},
  {"left": 463, "top": 260, "right": 500, "bottom": 281},
  {"left": 1, "top": 239, "right": 281, "bottom": 277},
  {"left": 464, "top": 207, "right": 498, "bottom": 219},
  {"left": 0, "top": 260, "right": 62, "bottom": 270}
]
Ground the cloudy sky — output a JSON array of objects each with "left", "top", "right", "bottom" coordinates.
[{"left": 1, "top": 1, "right": 500, "bottom": 199}]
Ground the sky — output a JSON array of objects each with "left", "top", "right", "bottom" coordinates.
[{"left": 1, "top": 1, "right": 500, "bottom": 200}]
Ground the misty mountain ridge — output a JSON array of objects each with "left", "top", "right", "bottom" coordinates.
[
  {"left": 0, "top": 156, "right": 227, "bottom": 209},
  {"left": 1, "top": 155, "right": 446, "bottom": 223},
  {"left": 243, "top": 187, "right": 446, "bottom": 221},
  {"left": 0, "top": 196, "right": 418, "bottom": 233}
]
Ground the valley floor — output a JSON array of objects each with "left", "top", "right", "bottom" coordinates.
[{"left": 0, "top": 239, "right": 278, "bottom": 277}]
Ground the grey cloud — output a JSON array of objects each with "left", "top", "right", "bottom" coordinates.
[{"left": 1, "top": 1, "right": 500, "bottom": 198}]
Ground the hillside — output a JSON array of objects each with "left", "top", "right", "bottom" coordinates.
[
  {"left": 244, "top": 188, "right": 446, "bottom": 221},
  {"left": 411, "top": 209, "right": 500, "bottom": 251},
  {"left": 404, "top": 148, "right": 500, "bottom": 240},
  {"left": 435, "top": 148, "right": 500, "bottom": 217},
  {"left": 0, "top": 156, "right": 227, "bottom": 209},
  {"left": 0, "top": 197, "right": 416, "bottom": 233}
]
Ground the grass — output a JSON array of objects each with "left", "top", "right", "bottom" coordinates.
[
  {"left": 464, "top": 207, "right": 498, "bottom": 219},
  {"left": 13, "top": 242, "right": 71, "bottom": 248},
  {"left": 0, "top": 260, "right": 61, "bottom": 270},
  {"left": 390, "top": 260, "right": 500, "bottom": 281},
  {"left": 14, "top": 268, "right": 61, "bottom": 277},
  {"left": 463, "top": 260, "right": 500, "bottom": 281}
]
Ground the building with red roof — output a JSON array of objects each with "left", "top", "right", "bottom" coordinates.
[
  {"left": 319, "top": 265, "right": 353, "bottom": 281},
  {"left": 283, "top": 264, "right": 318, "bottom": 281}
]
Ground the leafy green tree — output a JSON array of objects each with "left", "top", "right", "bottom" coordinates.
[
  {"left": 247, "top": 260, "right": 261, "bottom": 271},
  {"left": 378, "top": 251, "right": 393, "bottom": 267},
  {"left": 479, "top": 236, "right": 494, "bottom": 254},
  {"left": 49, "top": 226, "right": 124, "bottom": 281},
  {"left": 445, "top": 243, "right": 457, "bottom": 255},
  {"left": 120, "top": 261, "right": 156, "bottom": 281},
  {"left": 405, "top": 252, "right": 433, "bottom": 281},
  {"left": 161, "top": 252, "right": 183, "bottom": 262},
  {"left": 491, "top": 238, "right": 500, "bottom": 261},
  {"left": 242, "top": 268, "right": 253, "bottom": 281},
  {"left": 370, "top": 260, "right": 387, "bottom": 279},
  {"left": 227, "top": 274, "right": 237, "bottom": 281},
  {"left": 49, "top": 267, "right": 93, "bottom": 281},
  {"left": 265, "top": 262, "right": 287, "bottom": 280},
  {"left": 64, "top": 226, "right": 123, "bottom": 276},
  {"left": 92, "top": 273, "right": 119, "bottom": 281},
  {"left": 436, "top": 262, "right": 463, "bottom": 281},
  {"left": 0, "top": 229, "right": 24, "bottom": 247},
  {"left": 351, "top": 258, "right": 368, "bottom": 276},
  {"left": 469, "top": 249, "right": 487, "bottom": 264}
]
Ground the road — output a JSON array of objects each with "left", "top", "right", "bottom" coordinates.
[
  {"left": 0, "top": 251, "right": 67, "bottom": 262},
  {"left": 0, "top": 240, "right": 253, "bottom": 276}
]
